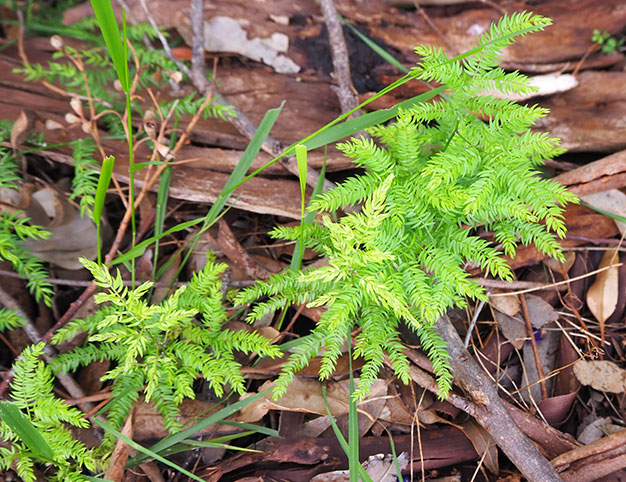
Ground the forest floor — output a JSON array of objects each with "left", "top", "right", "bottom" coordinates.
[{"left": 2, "top": 0, "right": 626, "bottom": 481}]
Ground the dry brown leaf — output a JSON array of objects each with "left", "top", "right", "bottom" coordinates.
[
  {"left": 237, "top": 376, "right": 387, "bottom": 436},
  {"left": 525, "top": 295, "right": 559, "bottom": 328},
  {"left": 24, "top": 186, "right": 101, "bottom": 269},
  {"left": 462, "top": 419, "right": 499, "bottom": 474},
  {"left": 10, "top": 110, "right": 35, "bottom": 150},
  {"left": 586, "top": 248, "right": 620, "bottom": 325},
  {"left": 573, "top": 360, "right": 626, "bottom": 393},
  {"left": 544, "top": 251, "right": 576, "bottom": 275},
  {"left": 489, "top": 290, "right": 520, "bottom": 317}
]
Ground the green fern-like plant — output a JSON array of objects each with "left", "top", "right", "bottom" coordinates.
[
  {"left": 69, "top": 138, "right": 99, "bottom": 218},
  {"left": 0, "top": 343, "right": 97, "bottom": 482},
  {"left": 236, "top": 12, "right": 577, "bottom": 399},
  {"left": 0, "top": 120, "right": 54, "bottom": 305},
  {"left": 51, "top": 255, "right": 281, "bottom": 431}
]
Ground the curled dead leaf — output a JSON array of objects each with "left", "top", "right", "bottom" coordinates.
[{"left": 586, "top": 249, "right": 620, "bottom": 324}]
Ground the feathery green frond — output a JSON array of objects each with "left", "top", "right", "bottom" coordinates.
[
  {"left": 236, "top": 12, "right": 576, "bottom": 400},
  {"left": 53, "top": 255, "right": 280, "bottom": 431}
]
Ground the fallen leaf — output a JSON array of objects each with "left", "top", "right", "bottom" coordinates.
[
  {"left": 24, "top": 186, "right": 101, "bottom": 269},
  {"left": 586, "top": 248, "right": 620, "bottom": 325},
  {"left": 462, "top": 419, "right": 499, "bottom": 474},
  {"left": 544, "top": 251, "right": 576, "bottom": 275},
  {"left": 525, "top": 295, "right": 559, "bottom": 328},
  {"left": 573, "top": 360, "right": 626, "bottom": 393},
  {"left": 489, "top": 290, "right": 520, "bottom": 317},
  {"left": 10, "top": 110, "right": 36, "bottom": 149}
]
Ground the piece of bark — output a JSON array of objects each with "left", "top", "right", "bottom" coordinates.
[
  {"left": 199, "top": 431, "right": 477, "bottom": 481},
  {"left": 340, "top": 0, "right": 626, "bottom": 66},
  {"left": 553, "top": 430, "right": 626, "bottom": 482},
  {"left": 104, "top": 414, "right": 134, "bottom": 482},
  {"left": 435, "top": 315, "right": 563, "bottom": 482},
  {"left": 554, "top": 149, "right": 626, "bottom": 196},
  {"left": 536, "top": 72, "right": 626, "bottom": 153}
]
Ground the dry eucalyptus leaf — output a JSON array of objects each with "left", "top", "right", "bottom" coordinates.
[
  {"left": 489, "top": 289, "right": 520, "bottom": 317},
  {"left": 573, "top": 360, "right": 626, "bottom": 393},
  {"left": 24, "top": 186, "right": 99, "bottom": 269},
  {"left": 586, "top": 249, "right": 620, "bottom": 324},
  {"left": 495, "top": 310, "right": 526, "bottom": 349},
  {"left": 544, "top": 251, "right": 576, "bottom": 275},
  {"left": 525, "top": 295, "right": 559, "bottom": 328},
  {"left": 462, "top": 419, "right": 499, "bottom": 474},
  {"left": 10, "top": 110, "right": 35, "bottom": 149}
]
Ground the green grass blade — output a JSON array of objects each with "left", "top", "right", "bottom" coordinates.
[
  {"left": 92, "top": 155, "right": 114, "bottom": 226},
  {"left": 153, "top": 101, "right": 286, "bottom": 280},
  {"left": 94, "top": 417, "right": 205, "bottom": 482},
  {"left": 206, "top": 101, "right": 285, "bottom": 225},
  {"left": 385, "top": 428, "right": 404, "bottom": 482},
  {"left": 295, "top": 144, "right": 308, "bottom": 201},
  {"left": 347, "top": 335, "right": 360, "bottom": 482},
  {"left": 110, "top": 216, "right": 205, "bottom": 266},
  {"left": 342, "top": 21, "right": 409, "bottom": 73},
  {"left": 321, "top": 387, "right": 373, "bottom": 482},
  {"left": 93, "top": 154, "right": 114, "bottom": 264},
  {"left": 128, "top": 388, "right": 272, "bottom": 467},
  {"left": 303, "top": 87, "right": 445, "bottom": 151},
  {"left": 0, "top": 402, "right": 54, "bottom": 459},
  {"left": 218, "top": 420, "right": 280, "bottom": 438},
  {"left": 152, "top": 164, "right": 172, "bottom": 279},
  {"left": 581, "top": 200, "right": 626, "bottom": 224},
  {"left": 89, "top": 0, "right": 129, "bottom": 91},
  {"left": 290, "top": 155, "right": 326, "bottom": 271}
]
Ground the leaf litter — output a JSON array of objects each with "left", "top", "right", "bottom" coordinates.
[{"left": 2, "top": 0, "right": 626, "bottom": 481}]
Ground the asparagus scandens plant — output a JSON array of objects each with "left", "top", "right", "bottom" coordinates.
[{"left": 236, "top": 12, "right": 578, "bottom": 399}]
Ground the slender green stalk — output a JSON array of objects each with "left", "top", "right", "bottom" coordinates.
[{"left": 347, "top": 331, "right": 359, "bottom": 482}]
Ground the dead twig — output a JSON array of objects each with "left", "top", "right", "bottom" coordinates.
[
  {"left": 518, "top": 292, "right": 549, "bottom": 400},
  {"left": 434, "top": 315, "right": 563, "bottom": 481},
  {"left": 319, "top": 0, "right": 360, "bottom": 115}
]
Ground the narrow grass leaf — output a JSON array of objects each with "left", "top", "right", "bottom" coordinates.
[
  {"left": 153, "top": 164, "right": 172, "bottom": 279},
  {"left": 206, "top": 101, "right": 285, "bottom": 225},
  {"left": 110, "top": 216, "right": 205, "bottom": 266},
  {"left": 0, "top": 402, "right": 54, "bottom": 459},
  {"left": 290, "top": 156, "right": 326, "bottom": 271},
  {"left": 94, "top": 417, "right": 205, "bottom": 482},
  {"left": 218, "top": 420, "right": 279, "bottom": 438},
  {"left": 295, "top": 144, "right": 307, "bottom": 201},
  {"left": 304, "top": 87, "right": 445, "bottom": 150},
  {"left": 92, "top": 155, "right": 114, "bottom": 225},
  {"left": 89, "top": 0, "right": 128, "bottom": 91},
  {"left": 322, "top": 387, "right": 373, "bottom": 482},
  {"left": 154, "top": 101, "right": 286, "bottom": 280},
  {"left": 128, "top": 389, "right": 271, "bottom": 467},
  {"left": 342, "top": 21, "right": 409, "bottom": 73},
  {"left": 348, "top": 337, "right": 360, "bottom": 482}
]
